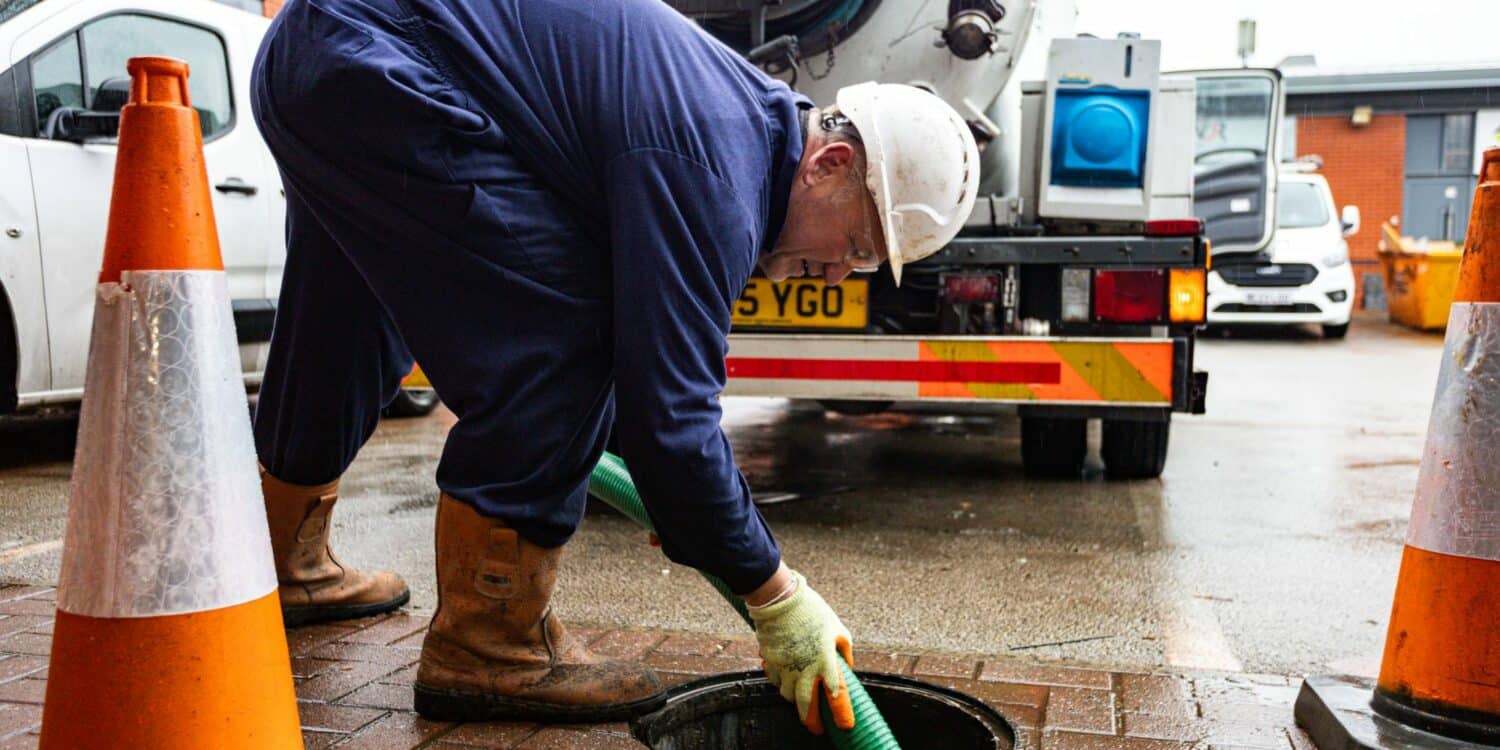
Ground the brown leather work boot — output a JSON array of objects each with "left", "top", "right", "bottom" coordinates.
[
  {"left": 414, "top": 494, "right": 666, "bottom": 722},
  {"left": 262, "top": 467, "right": 411, "bottom": 627}
]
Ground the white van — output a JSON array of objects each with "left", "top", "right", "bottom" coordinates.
[
  {"left": 0, "top": 0, "right": 435, "bottom": 416},
  {"left": 1206, "top": 166, "right": 1359, "bottom": 339}
]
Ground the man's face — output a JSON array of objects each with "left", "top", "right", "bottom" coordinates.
[{"left": 761, "top": 141, "right": 888, "bottom": 286}]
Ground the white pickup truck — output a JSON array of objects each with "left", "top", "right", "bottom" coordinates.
[{"left": 0, "top": 0, "right": 436, "bottom": 416}]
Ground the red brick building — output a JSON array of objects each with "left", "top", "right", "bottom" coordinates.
[{"left": 1282, "top": 64, "right": 1500, "bottom": 307}]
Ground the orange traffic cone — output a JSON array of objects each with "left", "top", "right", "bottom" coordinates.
[
  {"left": 37, "top": 57, "right": 302, "bottom": 749},
  {"left": 1295, "top": 148, "right": 1500, "bottom": 748}
]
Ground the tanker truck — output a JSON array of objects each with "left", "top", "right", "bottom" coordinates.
[{"left": 672, "top": 0, "right": 1284, "bottom": 479}]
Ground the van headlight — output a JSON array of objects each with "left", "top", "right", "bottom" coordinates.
[{"left": 1322, "top": 252, "right": 1349, "bottom": 268}]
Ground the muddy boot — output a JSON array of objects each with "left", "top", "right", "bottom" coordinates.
[
  {"left": 262, "top": 468, "right": 411, "bottom": 627},
  {"left": 414, "top": 494, "right": 666, "bottom": 722}
]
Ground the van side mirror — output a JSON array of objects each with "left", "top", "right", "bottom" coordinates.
[
  {"left": 90, "top": 76, "right": 130, "bottom": 114},
  {"left": 1341, "top": 205, "right": 1361, "bottom": 238},
  {"left": 42, "top": 76, "right": 129, "bottom": 143}
]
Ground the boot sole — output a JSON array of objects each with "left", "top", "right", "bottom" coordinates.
[
  {"left": 282, "top": 589, "right": 412, "bottom": 628},
  {"left": 412, "top": 682, "right": 668, "bottom": 723}
]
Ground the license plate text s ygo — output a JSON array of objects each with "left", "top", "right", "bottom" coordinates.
[{"left": 732, "top": 278, "right": 868, "bottom": 329}]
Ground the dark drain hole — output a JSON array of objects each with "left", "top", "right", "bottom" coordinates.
[{"left": 631, "top": 671, "right": 1015, "bottom": 749}]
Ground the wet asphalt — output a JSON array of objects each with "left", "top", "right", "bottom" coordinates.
[{"left": 0, "top": 313, "right": 1445, "bottom": 678}]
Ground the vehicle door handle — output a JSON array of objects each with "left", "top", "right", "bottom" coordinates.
[{"left": 215, "top": 178, "right": 258, "bottom": 196}]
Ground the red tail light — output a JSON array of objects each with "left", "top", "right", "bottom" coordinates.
[
  {"left": 1144, "top": 218, "right": 1204, "bottom": 237},
  {"left": 1094, "top": 269, "right": 1166, "bottom": 322},
  {"left": 942, "top": 274, "right": 1001, "bottom": 303}
]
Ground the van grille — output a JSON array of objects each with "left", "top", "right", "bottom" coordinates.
[
  {"left": 1215, "top": 262, "right": 1318, "bottom": 287},
  {"left": 1213, "top": 303, "right": 1322, "bottom": 314}
]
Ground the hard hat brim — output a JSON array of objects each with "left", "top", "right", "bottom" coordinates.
[{"left": 836, "top": 83, "right": 903, "bottom": 287}]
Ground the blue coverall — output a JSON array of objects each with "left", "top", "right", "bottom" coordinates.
[{"left": 250, "top": 0, "right": 808, "bottom": 594}]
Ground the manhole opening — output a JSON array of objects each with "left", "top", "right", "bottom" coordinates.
[{"left": 631, "top": 670, "right": 1015, "bottom": 749}]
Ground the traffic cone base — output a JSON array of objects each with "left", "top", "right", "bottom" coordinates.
[
  {"left": 40, "top": 592, "right": 301, "bottom": 749},
  {"left": 1296, "top": 676, "right": 1496, "bottom": 750}
]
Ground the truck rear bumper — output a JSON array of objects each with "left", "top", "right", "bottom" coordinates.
[{"left": 724, "top": 334, "right": 1198, "bottom": 411}]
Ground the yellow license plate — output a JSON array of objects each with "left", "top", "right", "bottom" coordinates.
[{"left": 732, "top": 278, "right": 868, "bottom": 329}]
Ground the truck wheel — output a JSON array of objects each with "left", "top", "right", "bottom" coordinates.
[
  {"left": 818, "top": 399, "right": 893, "bottom": 416},
  {"left": 384, "top": 387, "right": 439, "bottom": 418},
  {"left": 1102, "top": 418, "right": 1170, "bottom": 479},
  {"left": 1020, "top": 416, "right": 1086, "bottom": 478},
  {"left": 1322, "top": 323, "right": 1349, "bottom": 339}
]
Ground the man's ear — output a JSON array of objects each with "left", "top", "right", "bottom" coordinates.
[{"left": 806, "top": 141, "right": 857, "bottom": 184}]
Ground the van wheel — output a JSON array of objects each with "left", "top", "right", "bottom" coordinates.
[
  {"left": 1020, "top": 416, "right": 1086, "bottom": 478},
  {"left": 384, "top": 388, "right": 439, "bottom": 418},
  {"left": 1102, "top": 418, "right": 1170, "bottom": 479},
  {"left": 1322, "top": 323, "right": 1349, "bottom": 339},
  {"left": 0, "top": 289, "right": 16, "bottom": 414}
]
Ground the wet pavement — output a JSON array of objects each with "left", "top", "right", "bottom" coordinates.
[
  {"left": 0, "top": 585, "right": 1320, "bottom": 749},
  {"left": 0, "top": 313, "right": 1444, "bottom": 679}
]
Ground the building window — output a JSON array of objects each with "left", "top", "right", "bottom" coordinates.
[
  {"left": 1441, "top": 113, "right": 1473, "bottom": 173},
  {"left": 1403, "top": 113, "right": 1478, "bottom": 243}
]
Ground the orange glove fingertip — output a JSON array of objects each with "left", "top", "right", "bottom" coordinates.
[
  {"left": 835, "top": 634, "right": 854, "bottom": 670},
  {"left": 804, "top": 676, "right": 825, "bottom": 736},
  {"left": 829, "top": 672, "right": 856, "bottom": 731}
]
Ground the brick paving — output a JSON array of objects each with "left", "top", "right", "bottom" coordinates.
[{"left": 0, "top": 583, "right": 1317, "bottom": 749}]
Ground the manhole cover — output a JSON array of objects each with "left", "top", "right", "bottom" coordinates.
[{"left": 632, "top": 670, "right": 1015, "bottom": 749}]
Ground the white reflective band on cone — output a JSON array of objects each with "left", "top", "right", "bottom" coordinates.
[
  {"left": 1408, "top": 302, "right": 1500, "bottom": 562},
  {"left": 58, "top": 271, "right": 275, "bottom": 618}
]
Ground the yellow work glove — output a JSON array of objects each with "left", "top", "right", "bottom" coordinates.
[{"left": 747, "top": 570, "right": 856, "bottom": 735}]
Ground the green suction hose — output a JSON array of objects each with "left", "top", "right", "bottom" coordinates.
[{"left": 589, "top": 451, "right": 902, "bottom": 750}]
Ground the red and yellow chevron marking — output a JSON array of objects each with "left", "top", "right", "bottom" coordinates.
[
  {"left": 723, "top": 335, "right": 1173, "bottom": 405},
  {"left": 915, "top": 340, "right": 1172, "bottom": 403}
]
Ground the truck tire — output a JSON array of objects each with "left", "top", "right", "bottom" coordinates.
[
  {"left": 1020, "top": 416, "right": 1086, "bottom": 478},
  {"left": 818, "top": 399, "right": 893, "bottom": 416},
  {"left": 1322, "top": 323, "right": 1349, "bottom": 339},
  {"left": 1101, "top": 418, "right": 1170, "bottom": 479},
  {"left": 384, "top": 387, "right": 439, "bottom": 418}
]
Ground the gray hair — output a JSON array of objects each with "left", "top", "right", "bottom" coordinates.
[{"left": 819, "top": 107, "right": 868, "bottom": 200}]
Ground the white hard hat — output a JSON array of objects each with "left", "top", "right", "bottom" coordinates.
[{"left": 835, "top": 82, "right": 980, "bottom": 286}]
